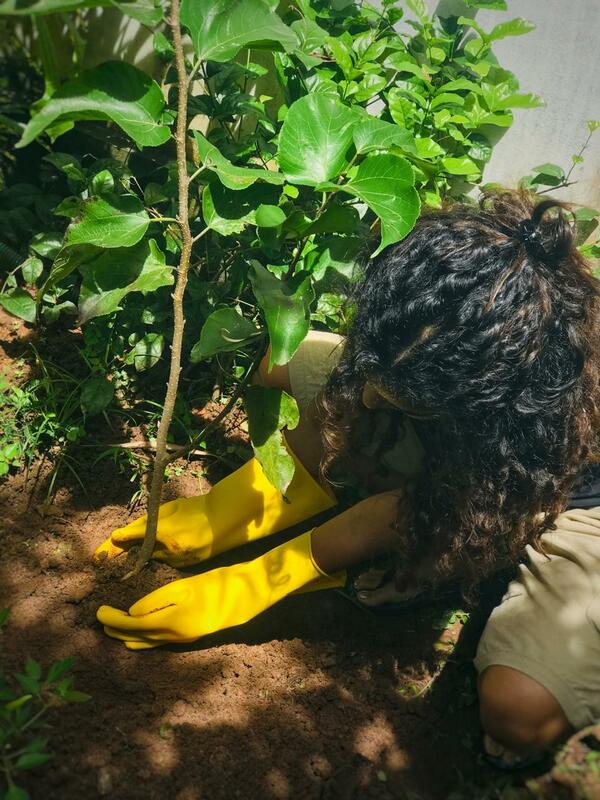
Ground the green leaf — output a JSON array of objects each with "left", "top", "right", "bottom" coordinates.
[
  {"left": 528, "top": 162, "right": 565, "bottom": 187},
  {"left": 18, "top": 62, "right": 170, "bottom": 150},
  {"left": 80, "top": 376, "right": 114, "bottom": 416},
  {"left": 467, "top": 134, "right": 492, "bottom": 162},
  {"left": 181, "top": 0, "right": 299, "bottom": 62},
  {"left": 383, "top": 55, "right": 425, "bottom": 80},
  {"left": 0, "top": 0, "right": 107, "bottom": 13},
  {"left": 291, "top": 17, "right": 327, "bottom": 51},
  {"left": 244, "top": 386, "right": 299, "bottom": 494},
  {"left": 337, "top": 155, "right": 419, "bottom": 256},
  {"left": 66, "top": 194, "right": 149, "bottom": 249},
  {"left": 5, "top": 695, "right": 33, "bottom": 711},
  {"left": 202, "top": 181, "right": 278, "bottom": 235},
  {"left": 126, "top": 332, "right": 165, "bottom": 371},
  {"left": 38, "top": 245, "right": 98, "bottom": 303},
  {"left": 442, "top": 156, "right": 480, "bottom": 176},
  {"left": 430, "top": 93, "right": 465, "bottom": 110},
  {"left": 46, "top": 658, "right": 74, "bottom": 683},
  {"left": 439, "top": 78, "right": 482, "bottom": 94},
  {"left": 193, "top": 131, "right": 284, "bottom": 190},
  {"left": 415, "top": 136, "right": 446, "bottom": 159},
  {"left": 255, "top": 204, "right": 286, "bottom": 228},
  {"left": 61, "top": 690, "right": 92, "bottom": 702},
  {"left": 25, "top": 657, "right": 41, "bottom": 681},
  {"left": 278, "top": 93, "right": 358, "bottom": 186},
  {"left": 303, "top": 204, "right": 360, "bottom": 236},
  {"left": 463, "top": 0, "right": 507, "bottom": 9},
  {"left": 487, "top": 17, "right": 535, "bottom": 42},
  {"left": 249, "top": 262, "right": 314, "bottom": 367},
  {"left": 90, "top": 169, "right": 115, "bottom": 195},
  {"left": 190, "top": 308, "right": 258, "bottom": 362},
  {"left": 16, "top": 752, "right": 52, "bottom": 770},
  {"left": 20, "top": 257, "right": 44, "bottom": 285},
  {"left": 0, "top": 289, "right": 36, "bottom": 323},
  {"left": 353, "top": 74, "right": 387, "bottom": 103},
  {"left": 113, "top": 0, "right": 163, "bottom": 26},
  {"left": 353, "top": 117, "right": 416, "bottom": 155},
  {"left": 4, "top": 785, "right": 29, "bottom": 800},
  {"left": 326, "top": 35, "right": 354, "bottom": 79},
  {"left": 406, "top": 0, "right": 427, "bottom": 21},
  {"left": 30, "top": 232, "right": 63, "bottom": 258},
  {"left": 78, "top": 240, "right": 172, "bottom": 323}
]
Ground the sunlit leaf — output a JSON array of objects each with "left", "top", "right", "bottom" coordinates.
[
  {"left": 126, "top": 332, "right": 165, "bottom": 371},
  {"left": 181, "top": 0, "right": 299, "bottom": 62},
  {"left": 244, "top": 386, "right": 300, "bottom": 494},
  {"left": 78, "top": 239, "right": 172, "bottom": 323},
  {"left": 66, "top": 194, "right": 149, "bottom": 249},
  {"left": 18, "top": 62, "right": 170, "bottom": 149},
  {"left": 0, "top": 289, "right": 36, "bottom": 323},
  {"left": 353, "top": 117, "right": 416, "bottom": 155},
  {"left": 193, "top": 131, "right": 284, "bottom": 190},
  {"left": 487, "top": 17, "right": 535, "bottom": 42},
  {"left": 249, "top": 262, "right": 313, "bottom": 367},
  {"left": 190, "top": 308, "right": 259, "bottom": 361},
  {"left": 278, "top": 93, "right": 358, "bottom": 186}
]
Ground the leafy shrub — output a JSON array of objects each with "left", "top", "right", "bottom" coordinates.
[{"left": 0, "top": 0, "right": 574, "bottom": 496}]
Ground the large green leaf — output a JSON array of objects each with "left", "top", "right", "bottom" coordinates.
[
  {"left": 336, "top": 155, "right": 420, "bottom": 257},
  {"left": 193, "top": 131, "right": 284, "bottom": 190},
  {"left": 353, "top": 117, "right": 416, "bottom": 155},
  {"left": 244, "top": 386, "right": 300, "bottom": 494},
  {"left": 442, "top": 156, "right": 480, "bottom": 176},
  {"left": 487, "top": 18, "right": 535, "bottom": 42},
  {"left": 18, "top": 62, "right": 170, "bottom": 149},
  {"left": 181, "top": 0, "right": 299, "bottom": 62},
  {"left": 66, "top": 194, "right": 149, "bottom": 248},
  {"left": 0, "top": 289, "right": 36, "bottom": 323},
  {"left": 80, "top": 376, "right": 115, "bottom": 416},
  {"left": 249, "top": 262, "right": 313, "bottom": 367},
  {"left": 78, "top": 239, "right": 172, "bottom": 323},
  {"left": 0, "top": 0, "right": 107, "bottom": 13},
  {"left": 278, "top": 93, "right": 358, "bottom": 186},
  {"left": 190, "top": 308, "right": 259, "bottom": 362}
]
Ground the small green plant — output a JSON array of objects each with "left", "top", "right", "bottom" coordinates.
[{"left": 0, "top": 610, "right": 90, "bottom": 800}]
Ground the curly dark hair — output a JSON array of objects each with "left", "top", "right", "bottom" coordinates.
[{"left": 318, "top": 190, "right": 600, "bottom": 586}]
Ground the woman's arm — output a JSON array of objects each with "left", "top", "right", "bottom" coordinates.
[{"left": 311, "top": 489, "right": 407, "bottom": 574}]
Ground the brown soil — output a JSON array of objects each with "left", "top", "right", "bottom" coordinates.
[{"left": 0, "top": 311, "right": 546, "bottom": 800}]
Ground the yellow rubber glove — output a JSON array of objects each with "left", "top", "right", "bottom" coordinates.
[
  {"left": 97, "top": 529, "right": 346, "bottom": 649},
  {"left": 94, "top": 453, "right": 335, "bottom": 567}
]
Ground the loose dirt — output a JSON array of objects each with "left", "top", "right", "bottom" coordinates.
[{"left": 0, "top": 311, "right": 547, "bottom": 799}]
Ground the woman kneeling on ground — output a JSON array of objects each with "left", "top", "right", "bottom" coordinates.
[{"left": 96, "top": 189, "right": 600, "bottom": 769}]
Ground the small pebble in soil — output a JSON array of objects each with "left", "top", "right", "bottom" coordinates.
[{"left": 97, "top": 766, "right": 112, "bottom": 795}]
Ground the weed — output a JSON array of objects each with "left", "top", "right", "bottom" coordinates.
[{"left": 0, "top": 610, "right": 90, "bottom": 800}]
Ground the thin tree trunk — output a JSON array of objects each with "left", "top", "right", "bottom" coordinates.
[{"left": 126, "top": 0, "right": 192, "bottom": 577}]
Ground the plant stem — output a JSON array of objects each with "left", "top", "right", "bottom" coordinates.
[
  {"left": 164, "top": 343, "right": 264, "bottom": 464},
  {"left": 127, "top": 0, "right": 193, "bottom": 578}
]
